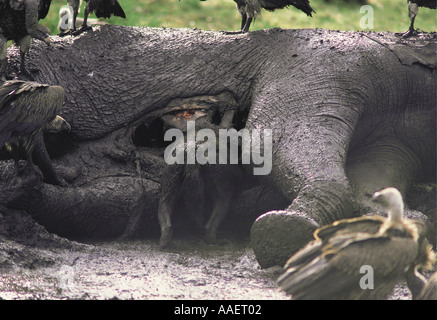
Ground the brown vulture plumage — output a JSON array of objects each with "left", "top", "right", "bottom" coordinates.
[
  {"left": 64, "top": 0, "right": 126, "bottom": 35},
  {"left": 277, "top": 187, "right": 436, "bottom": 300},
  {"left": 0, "top": 80, "right": 69, "bottom": 178},
  {"left": 200, "top": 0, "right": 315, "bottom": 33},
  {"left": 0, "top": 0, "right": 52, "bottom": 80}
]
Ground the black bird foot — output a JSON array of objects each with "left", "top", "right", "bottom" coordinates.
[
  {"left": 72, "top": 25, "right": 92, "bottom": 36},
  {"left": 58, "top": 29, "right": 76, "bottom": 37},
  {"left": 222, "top": 30, "right": 247, "bottom": 35},
  {"left": 400, "top": 28, "right": 417, "bottom": 38}
]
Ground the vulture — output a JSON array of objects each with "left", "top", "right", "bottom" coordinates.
[
  {"left": 0, "top": 0, "right": 52, "bottom": 80},
  {"left": 402, "top": 0, "right": 437, "bottom": 38},
  {"left": 65, "top": 0, "right": 126, "bottom": 35},
  {"left": 277, "top": 187, "right": 436, "bottom": 300},
  {"left": 0, "top": 80, "right": 69, "bottom": 178},
  {"left": 200, "top": 0, "right": 315, "bottom": 33}
]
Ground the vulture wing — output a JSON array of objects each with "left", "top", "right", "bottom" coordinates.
[
  {"left": 278, "top": 233, "right": 419, "bottom": 299},
  {"left": 0, "top": 81, "right": 63, "bottom": 151},
  {"left": 262, "top": 0, "right": 315, "bottom": 16},
  {"left": 38, "top": 0, "right": 53, "bottom": 20}
]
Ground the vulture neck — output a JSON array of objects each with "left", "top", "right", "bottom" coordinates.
[
  {"left": 378, "top": 200, "right": 419, "bottom": 241},
  {"left": 387, "top": 200, "right": 404, "bottom": 223}
]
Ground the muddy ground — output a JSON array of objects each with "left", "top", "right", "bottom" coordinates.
[
  {"left": 0, "top": 238, "right": 290, "bottom": 300},
  {"left": 0, "top": 236, "right": 422, "bottom": 300},
  {"left": 0, "top": 183, "right": 434, "bottom": 300}
]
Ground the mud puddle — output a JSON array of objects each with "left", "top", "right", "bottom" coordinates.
[{"left": 0, "top": 239, "right": 288, "bottom": 300}]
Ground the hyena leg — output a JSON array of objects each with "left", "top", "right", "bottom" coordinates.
[
  {"left": 204, "top": 196, "right": 232, "bottom": 243},
  {"left": 158, "top": 200, "right": 175, "bottom": 248},
  {"left": 158, "top": 165, "right": 183, "bottom": 248}
]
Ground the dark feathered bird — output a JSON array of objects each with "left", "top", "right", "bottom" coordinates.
[
  {"left": 200, "top": 0, "right": 315, "bottom": 33},
  {"left": 0, "top": 0, "right": 52, "bottom": 80},
  {"left": 277, "top": 187, "right": 436, "bottom": 300},
  {"left": 402, "top": 0, "right": 437, "bottom": 38},
  {"left": 0, "top": 80, "right": 68, "bottom": 176},
  {"left": 65, "top": 0, "right": 126, "bottom": 35}
]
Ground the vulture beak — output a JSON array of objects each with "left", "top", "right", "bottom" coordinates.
[{"left": 370, "top": 191, "right": 386, "bottom": 206}]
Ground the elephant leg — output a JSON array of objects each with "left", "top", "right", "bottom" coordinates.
[
  {"left": 249, "top": 88, "right": 362, "bottom": 267},
  {"left": 346, "top": 137, "right": 422, "bottom": 204},
  {"left": 345, "top": 135, "right": 434, "bottom": 242}
]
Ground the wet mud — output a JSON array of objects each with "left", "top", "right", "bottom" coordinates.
[
  {"left": 0, "top": 239, "right": 288, "bottom": 300},
  {"left": 0, "top": 237, "right": 424, "bottom": 300}
]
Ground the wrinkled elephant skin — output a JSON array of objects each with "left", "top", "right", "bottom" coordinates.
[{"left": 1, "top": 26, "right": 435, "bottom": 268}]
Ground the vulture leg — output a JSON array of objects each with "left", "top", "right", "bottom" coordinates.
[
  {"left": 70, "top": 0, "right": 80, "bottom": 31},
  {"left": 240, "top": 13, "right": 248, "bottom": 31},
  {"left": 74, "top": 5, "right": 93, "bottom": 35},
  {"left": 16, "top": 36, "right": 34, "bottom": 80},
  {"left": 58, "top": 14, "right": 77, "bottom": 37},
  {"left": 59, "top": 3, "right": 79, "bottom": 37},
  {"left": 241, "top": 17, "right": 253, "bottom": 33},
  {"left": 223, "top": 15, "right": 252, "bottom": 34},
  {"left": 32, "top": 135, "right": 68, "bottom": 186},
  {"left": 18, "top": 147, "right": 43, "bottom": 179},
  {"left": 9, "top": 145, "right": 22, "bottom": 174},
  {"left": 402, "top": 2, "right": 419, "bottom": 38},
  {"left": 0, "top": 36, "right": 8, "bottom": 81}
]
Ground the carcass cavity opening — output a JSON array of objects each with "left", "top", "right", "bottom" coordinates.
[
  {"left": 44, "top": 132, "right": 76, "bottom": 159},
  {"left": 132, "top": 118, "right": 171, "bottom": 148},
  {"left": 132, "top": 94, "right": 249, "bottom": 149}
]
